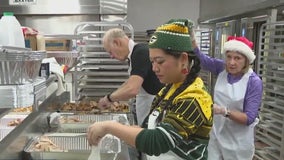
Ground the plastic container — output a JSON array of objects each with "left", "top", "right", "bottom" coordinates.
[{"left": 0, "top": 12, "right": 25, "bottom": 48}]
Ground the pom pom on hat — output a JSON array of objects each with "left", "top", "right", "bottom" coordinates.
[
  {"left": 223, "top": 36, "right": 255, "bottom": 63},
  {"left": 148, "top": 19, "right": 194, "bottom": 52}
]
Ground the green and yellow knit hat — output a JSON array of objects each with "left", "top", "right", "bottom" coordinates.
[{"left": 149, "top": 19, "right": 194, "bottom": 52}]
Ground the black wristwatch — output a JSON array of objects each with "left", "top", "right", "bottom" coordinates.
[
  {"left": 106, "top": 94, "right": 113, "bottom": 102},
  {"left": 224, "top": 108, "right": 231, "bottom": 118}
]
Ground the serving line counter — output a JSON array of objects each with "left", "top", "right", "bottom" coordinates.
[{"left": 0, "top": 92, "right": 131, "bottom": 160}]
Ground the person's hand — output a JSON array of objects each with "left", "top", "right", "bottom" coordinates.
[
  {"left": 213, "top": 104, "right": 226, "bottom": 115},
  {"left": 189, "top": 27, "right": 198, "bottom": 49},
  {"left": 87, "top": 121, "right": 112, "bottom": 146},
  {"left": 98, "top": 95, "right": 111, "bottom": 109},
  {"left": 187, "top": 20, "right": 195, "bottom": 41},
  {"left": 48, "top": 112, "right": 61, "bottom": 128},
  {"left": 189, "top": 28, "right": 196, "bottom": 42}
]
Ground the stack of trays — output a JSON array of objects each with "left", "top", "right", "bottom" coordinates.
[
  {"left": 16, "top": 82, "right": 34, "bottom": 107},
  {"left": 0, "top": 77, "right": 47, "bottom": 109},
  {"left": 0, "top": 46, "right": 46, "bottom": 85},
  {"left": 0, "top": 85, "right": 17, "bottom": 107},
  {"left": 33, "top": 77, "right": 47, "bottom": 109},
  {"left": 0, "top": 46, "right": 47, "bottom": 108},
  {"left": 0, "top": 83, "right": 34, "bottom": 108}
]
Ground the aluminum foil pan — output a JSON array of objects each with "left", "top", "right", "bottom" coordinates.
[
  {"left": 58, "top": 114, "right": 128, "bottom": 133},
  {"left": 0, "top": 114, "right": 28, "bottom": 141},
  {"left": 0, "top": 47, "right": 46, "bottom": 85},
  {"left": 24, "top": 134, "right": 121, "bottom": 160}
]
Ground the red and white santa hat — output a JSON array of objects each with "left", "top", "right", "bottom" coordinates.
[{"left": 223, "top": 36, "right": 255, "bottom": 63}]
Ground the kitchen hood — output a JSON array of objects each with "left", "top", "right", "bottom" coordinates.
[{"left": 0, "top": 0, "right": 128, "bottom": 34}]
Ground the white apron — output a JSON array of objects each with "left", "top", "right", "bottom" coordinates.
[
  {"left": 146, "top": 110, "right": 184, "bottom": 160},
  {"left": 208, "top": 68, "right": 258, "bottom": 160},
  {"left": 136, "top": 87, "right": 155, "bottom": 126},
  {"left": 128, "top": 60, "right": 155, "bottom": 126}
]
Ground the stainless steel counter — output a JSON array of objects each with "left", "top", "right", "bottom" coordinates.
[
  {"left": 0, "top": 108, "right": 10, "bottom": 118},
  {"left": 0, "top": 92, "right": 130, "bottom": 160}
]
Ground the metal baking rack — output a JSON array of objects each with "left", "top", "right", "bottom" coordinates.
[
  {"left": 254, "top": 21, "right": 284, "bottom": 160},
  {"left": 196, "top": 28, "right": 213, "bottom": 93},
  {"left": 73, "top": 21, "right": 133, "bottom": 101}
]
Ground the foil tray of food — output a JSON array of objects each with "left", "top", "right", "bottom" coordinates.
[
  {"left": 47, "top": 100, "right": 129, "bottom": 114},
  {"left": 8, "top": 106, "right": 33, "bottom": 115},
  {"left": 58, "top": 114, "right": 129, "bottom": 133},
  {"left": 0, "top": 114, "right": 28, "bottom": 141},
  {"left": 24, "top": 133, "right": 121, "bottom": 160}
]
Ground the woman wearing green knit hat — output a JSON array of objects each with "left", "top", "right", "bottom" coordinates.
[{"left": 87, "top": 19, "right": 213, "bottom": 160}]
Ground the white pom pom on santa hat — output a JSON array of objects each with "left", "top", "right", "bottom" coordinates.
[{"left": 223, "top": 36, "right": 255, "bottom": 64}]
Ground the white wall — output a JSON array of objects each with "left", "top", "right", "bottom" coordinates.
[{"left": 127, "top": 0, "right": 200, "bottom": 32}]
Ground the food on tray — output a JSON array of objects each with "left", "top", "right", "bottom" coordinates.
[
  {"left": 110, "top": 102, "right": 128, "bottom": 112},
  {"left": 68, "top": 117, "right": 81, "bottom": 122},
  {"left": 59, "top": 100, "right": 129, "bottom": 113},
  {"left": 59, "top": 116, "right": 85, "bottom": 123},
  {"left": 33, "top": 136, "right": 63, "bottom": 152},
  {"left": 12, "top": 106, "right": 33, "bottom": 112},
  {"left": 7, "top": 118, "right": 23, "bottom": 126},
  {"left": 61, "top": 101, "right": 97, "bottom": 112}
]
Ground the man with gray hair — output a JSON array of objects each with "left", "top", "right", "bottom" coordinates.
[{"left": 99, "top": 28, "right": 163, "bottom": 126}]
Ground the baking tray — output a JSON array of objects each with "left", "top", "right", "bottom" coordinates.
[{"left": 24, "top": 133, "right": 121, "bottom": 160}]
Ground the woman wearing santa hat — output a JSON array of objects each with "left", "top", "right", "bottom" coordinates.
[{"left": 192, "top": 35, "right": 263, "bottom": 160}]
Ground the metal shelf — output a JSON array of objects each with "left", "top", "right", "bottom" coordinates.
[
  {"left": 255, "top": 21, "right": 284, "bottom": 160},
  {"left": 198, "top": 29, "right": 213, "bottom": 93},
  {"left": 73, "top": 21, "right": 133, "bottom": 101}
]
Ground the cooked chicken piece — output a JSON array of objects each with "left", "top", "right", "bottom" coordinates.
[
  {"left": 59, "top": 100, "right": 129, "bottom": 113},
  {"left": 69, "top": 117, "right": 82, "bottom": 122},
  {"left": 33, "top": 136, "right": 62, "bottom": 152},
  {"left": 7, "top": 118, "right": 23, "bottom": 126},
  {"left": 12, "top": 106, "right": 32, "bottom": 112}
]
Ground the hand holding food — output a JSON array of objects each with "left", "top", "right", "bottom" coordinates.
[{"left": 98, "top": 95, "right": 112, "bottom": 110}]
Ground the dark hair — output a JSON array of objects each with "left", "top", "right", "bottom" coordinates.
[{"left": 151, "top": 49, "right": 201, "bottom": 109}]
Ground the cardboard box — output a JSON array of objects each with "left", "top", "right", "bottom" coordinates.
[
  {"left": 25, "top": 35, "right": 37, "bottom": 51},
  {"left": 45, "top": 39, "right": 71, "bottom": 51}
]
